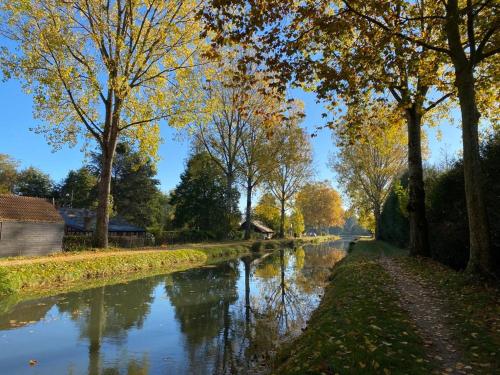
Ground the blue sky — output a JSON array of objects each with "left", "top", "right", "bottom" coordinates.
[{"left": 0, "top": 77, "right": 463, "bottom": 197}]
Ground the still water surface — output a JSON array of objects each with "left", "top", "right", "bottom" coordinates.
[{"left": 0, "top": 240, "right": 347, "bottom": 374}]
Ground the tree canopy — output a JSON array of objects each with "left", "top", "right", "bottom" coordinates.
[
  {"left": 170, "top": 152, "right": 240, "bottom": 239},
  {"left": 14, "top": 166, "right": 54, "bottom": 198},
  {"left": 296, "top": 181, "right": 344, "bottom": 231}
]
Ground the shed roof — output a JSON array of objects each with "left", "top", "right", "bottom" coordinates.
[
  {"left": 240, "top": 220, "right": 274, "bottom": 234},
  {"left": 0, "top": 194, "right": 64, "bottom": 223},
  {"left": 59, "top": 208, "right": 145, "bottom": 233}
]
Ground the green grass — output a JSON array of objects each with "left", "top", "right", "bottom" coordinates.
[
  {"left": 0, "top": 236, "right": 338, "bottom": 300},
  {"left": 274, "top": 240, "right": 433, "bottom": 374},
  {"left": 397, "top": 255, "right": 500, "bottom": 373},
  {"left": 0, "top": 249, "right": 210, "bottom": 296}
]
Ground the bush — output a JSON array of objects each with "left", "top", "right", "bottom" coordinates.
[
  {"left": 379, "top": 174, "right": 409, "bottom": 248},
  {"left": 162, "top": 229, "right": 218, "bottom": 244},
  {"left": 63, "top": 235, "right": 153, "bottom": 251}
]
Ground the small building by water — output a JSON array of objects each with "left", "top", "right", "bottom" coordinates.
[
  {"left": 240, "top": 220, "right": 275, "bottom": 239},
  {"left": 0, "top": 194, "right": 64, "bottom": 257}
]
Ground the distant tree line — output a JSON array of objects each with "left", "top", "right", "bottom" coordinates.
[{"left": 0, "top": 145, "right": 172, "bottom": 242}]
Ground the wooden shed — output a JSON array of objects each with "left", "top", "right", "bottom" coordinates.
[
  {"left": 240, "top": 220, "right": 275, "bottom": 239},
  {"left": 0, "top": 194, "right": 64, "bottom": 257}
]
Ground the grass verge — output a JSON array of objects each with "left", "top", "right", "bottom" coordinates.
[
  {"left": 273, "top": 240, "right": 433, "bottom": 374},
  {"left": 0, "top": 236, "right": 334, "bottom": 298},
  {"left": 0, "top": 249, "right": 209, "bottom": 296}
]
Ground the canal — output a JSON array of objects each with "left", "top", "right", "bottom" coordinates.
[{"left": 0, "top": 240, "right": 348, "bottom": 374}]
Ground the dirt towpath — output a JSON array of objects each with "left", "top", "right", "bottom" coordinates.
[{"left": 379, "top": 256, "right": 470, "bottom": 375}]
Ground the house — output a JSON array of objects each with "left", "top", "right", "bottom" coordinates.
[
  {"left": 240, "top": 220, "right": 275, "bottom": 239},
  {"left": 58, "top": 208, "right": 146, "bottom": 237},
  {"left": 0, "top": 194, "right": 64, "bottom": 257}
]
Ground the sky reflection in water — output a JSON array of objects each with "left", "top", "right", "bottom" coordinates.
[{"left": 0, "top": 241, "right": 346, "bottom": 375}]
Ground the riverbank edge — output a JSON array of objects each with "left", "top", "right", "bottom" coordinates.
[
  {"left": 0, "top": 236, "right": 338, "bottom": 300},
  {"left": 273, "top": 240, "right": 500, "bottom": 374},
  {"left": 272, "top": 240, "right": 434, "bottom": 374}
]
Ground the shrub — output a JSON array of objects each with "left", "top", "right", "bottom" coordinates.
[
  {"left": 63, "top": 235, "right": 153, "bottom": 251},
  {"left": 379, "top": 174, "right": 409, "bottom": 248}
]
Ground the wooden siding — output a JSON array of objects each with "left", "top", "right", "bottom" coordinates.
[{"left": 0, "top": 221, "right": 64, "bottom": 257}]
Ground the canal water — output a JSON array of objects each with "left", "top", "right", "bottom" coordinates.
[{"left": 0, "top": 240, "right": 347, "bottom": 374}]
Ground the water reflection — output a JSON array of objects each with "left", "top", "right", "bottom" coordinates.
[{"left": 0, "top": 241, "right": 346, "bottom": 374}]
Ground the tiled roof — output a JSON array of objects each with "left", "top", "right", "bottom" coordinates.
[
  {"left": 0, "top": 194, "right": 64, "bottom": 223},
  {"left": 59, "top": 208, "right": 145, "bottom": 232}
]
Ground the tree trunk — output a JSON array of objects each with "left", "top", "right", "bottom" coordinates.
[
  {"left": 455, "top": 70, "right": 492, "bottom": 274},
  {"left": 445, "top": 0, "right": 493, "bottom": 275},
  {"left": 279, "top": 198, "right": 286, "bottom": 238},
  {"left": 406, "top": 107, "right": 430, "bottom": 257},
  {"left": 244, "top": 180, "right": 252, "bottom": 240},
  {"left": 93, "top": 145, "right": 115, "bottom": 248},
  {"left": 226, "top": 171, "right": 235, "bottom": 214},
  {"left": 93, "top": 100, "right": 120, "bottom": 248},
  {"left": 374, "top": 203, "right": 382, "bottom": 240}
]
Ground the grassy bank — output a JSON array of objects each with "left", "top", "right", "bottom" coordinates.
[
  {"left": 273, "top": 241, "right": 433, "bottom": 374},
  {"left": 0, "top": 236, "right": 337, "bottom": 297},
  {"left": 273, "top": 240, "right": 500, "bottom": 374}
]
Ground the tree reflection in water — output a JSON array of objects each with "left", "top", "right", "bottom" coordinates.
[
  {"left": 164, "top": 260, "right": 240, "bottom": 374},
  {"left": 0, "top": 242, "right": 345, "bottom": 375},
  {"left": 58, "top": 277, "right": 158, "bottom": 375}
]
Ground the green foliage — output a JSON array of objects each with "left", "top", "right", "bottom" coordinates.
[
  {"left": 163, "top": 229, "right": 218, "bottom": 244},
  {"left": 0, "top": 250, "right": 209, "bottom": 296},
  {"left": 62, "top": 235, "right": 153, "bottom": 251},
  {"left": 380, "top": 134, "right": 500, "bottom": 273},
  {"left": 253, "top": 193, "right": 281, "bottom": 232},
  {"left": 83, "top": 145, "right": 171, "bottom": 237},
  {"left": 379, "top": 174, "right": 410, "bottom": 248},
  {"left": 170, "top": 152, "right": 240, "bottom": 240},
  {"left": 57, "top": 167, "right": 97, "bottom": 208},
  {"left": 0, "top": 154, "right": 18, "bottom": 194},
  {"left": 14, "top": 166, "right": 54, "bottom": 198},
  {"left": 274, "top": 241, "right": 432, "bottom": 374},
  {"left": 289, "top": 209, "right": 305, "bottom": 237},
  {"left": 425, "top": 133, "right": 499, "bottom": 272}
]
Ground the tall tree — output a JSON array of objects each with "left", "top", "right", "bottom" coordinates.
[
  {"left": 14, "top": 166, "right": 54, "bottom": 198},
  {"left": 331, "top": 103, "right": 408, "bottom": 239},
  {"left": 203, "top": 0, "right": 452, "bottom": 258},
  {"left": 58, "top": 167, "right": 97, "bottom": 208},
  {"left": 170, "top": 152, "right": 240, "bottom": 239},
  {"left": 193, "top": 61, "right": 253, "bottom": 217},
  {"left": 0, "top": 154, "right": 18, "bottom": 194},
  {"left": 237, "top": 86, "right": 284, "bottom": 239},
  {"left": 338, "top": 0, "right": 499, "bottom": 273},
  {"left": 266, "top": 115, "right": 313, "bottom": 238},
  {"left": 1, "top": 0, "right": 206, "bottom": 247},
  {"left": 296, "top": 181, "right": 344, "bottom": 232}
]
